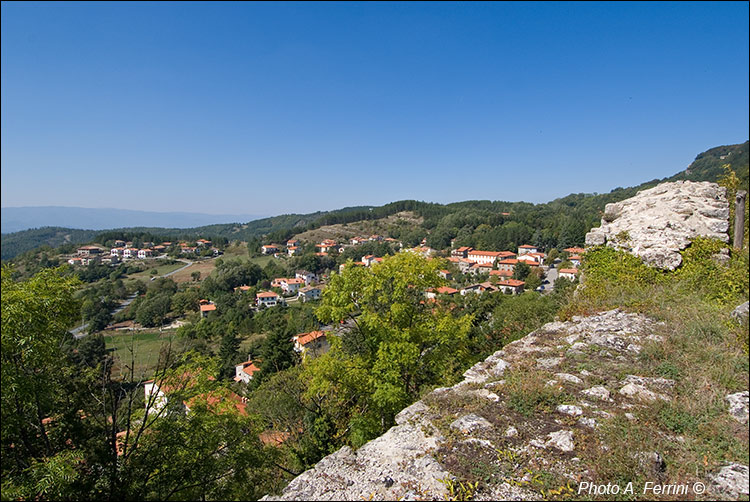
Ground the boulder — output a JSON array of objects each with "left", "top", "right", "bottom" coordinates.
[{"left": 585, "top": 181, "right": 729, "bottom": 269}]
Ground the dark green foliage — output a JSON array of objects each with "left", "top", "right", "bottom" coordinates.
[{"left": 259, "top": 327, "right": 297, "bottom": 379}]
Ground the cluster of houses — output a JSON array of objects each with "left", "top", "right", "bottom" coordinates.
[
  {"left": 69, "top": 238, "right": 220, "bottom": 266},
  {"left": 261, "top": 235, "right": 403, "bottom": 258}
]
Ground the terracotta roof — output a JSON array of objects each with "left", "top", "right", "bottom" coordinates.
[
  {"left": 234, "top": 285, "right": 252, "bottom": 291},
  {"left": 436, "top": 286, "right": 459, "bottom": 295},
  {"left": 519, "top": 245, "right": 537, "bottom": 249},
  {"left": 498, "top": 259, "right": 519, "bottom": 265},
  {"left": 295, "top": 331, "right": 326, "bottom": 346},
  {"left": 490, "top": 269, "right": 513, "bottom": 277},
  {"left": 199, "top": 303, "right": 217, "bottom": 312},
  {"left": 564, "top": 247, "right": 586, "bottom": 254},
  {"left": 240, "top": 360, "right": 261, "bottom": 377},
  {"left": 498, "top": 279, "right": 525, "bottom": 287},
  {"left": 468, "top": 250, "right": 502, "bottom": 257},
  {"left": 559, "top": 268, "right": 579, "bottom": 274},
  {"left": 456, "top": 246, "right": 473, "bottom": 252},
  {"left": 498, "top": 251, "right": 517, "bottom": 257},
  {"left": 257, "top": 292, "right": 279, "bottom": 298}
]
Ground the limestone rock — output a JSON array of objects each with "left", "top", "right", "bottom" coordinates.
[
  {"left": 584, "top": 181, "right": 729, "bottom": 269},
  {"left": 545, "top": 430, "right": 575, "bottom": 452},
  {"left": 709, "top": 463, "right": 749, "bottom": 500},
  {"left": 725, "top": 391, "right": 749, "bottom": 424},
  {"left": 581, "top": 386, "right": 612, "bottom": 402},
  {"left": 450, "top": 414, "right": 493, "bottom": 434},
  {"left": 731, "top": 301, "right": 749, "bottom": 326}
]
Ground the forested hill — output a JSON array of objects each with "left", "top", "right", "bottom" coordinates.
[{"left": 2, "top": 141, "right": 747, "bottom": 261}]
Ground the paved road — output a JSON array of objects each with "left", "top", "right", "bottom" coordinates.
[
  {"left": 163, "top": 258, "right": 193, "bottom": 277},
  {"left": 71, "top": 293, "right": 139, "bottom": 339},
  {"left": 543, "top": 266, "right": 559, "bottom": 293},
  {"left": 71, "top": 259, "right": 192, "bottom": 338}
]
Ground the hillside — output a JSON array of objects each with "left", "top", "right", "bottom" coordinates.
[
  {"left": 0, "top": 206, "right": 265, "bottom": 234},
  {"left": 265, "top": 180, "right": 749, "bottom": 501},
  {"left": 2, "top": 141, "right": 747, "bottom": 262}
]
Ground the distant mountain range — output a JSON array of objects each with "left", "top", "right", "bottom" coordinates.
[{"left": 1, "top": 207, "right": 265, "bottom": 234}]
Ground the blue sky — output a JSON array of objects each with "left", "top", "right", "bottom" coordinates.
[{"left": 2, "top": 1, "right": 748, "bottom": 216}]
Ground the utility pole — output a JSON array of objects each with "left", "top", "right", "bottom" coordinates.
[{"left": 735, "top": 190, "right": 747, "bottom": 250}]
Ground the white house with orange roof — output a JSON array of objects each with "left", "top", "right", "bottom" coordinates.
[
  {"left": 569, "top": 255, "right": 582, "bottom": 267},
  {"left": 497, "top": 279, "right": 525, "bottom": 294},
  {"left": 287, "top": 246, "right": 299, "bottom": 256},
  {"left": 281, "top": 278, "right": 305, "bottom": 294},
  {"left": 261, "top": 244, "right": 279, "bottom": 255},
  {"left": 295, "top": 270, "right": 317, "bottom": 285},
  {"left": 298, "top": 285, "right": 322, "bottom": 302},
  {"left": 293, "top": 331, "right": 330, "bottom": 357},
  {"left": 256, "top": 291, "right": 280, "bottom": 307},
  {"left": 137, "top": 249, "right": 153, "bottom": 259},
  {"left": 234, "top": 360, "right": 261, "bottom": 384},
  {"left": 199, "top": 300, "right": 217, "bottom": 318},
  {"left": 467, "top": 250, "right": 502, "bottom": 265},
  {"left": 123, "top": 248, "right": 137, "bottom": 259},
  {"left": 558, "top": 268, "right": 579, "bottom": 281},
  {"left": 496, "top": 258, "right": 519, "bottom": 272}
]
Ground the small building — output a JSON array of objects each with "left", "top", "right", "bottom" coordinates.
[
  {"left": 77, "top": 245, "right": 102, "bottom": 256},
  {"left": 293, "top": 331, "right": 329, "bottom": 357},
  {"left": 558, "top": 268, "right": 579, "bottom": 281},
  {"left": 425, "top": 286, "right": 459, "bottom": 299},
  {"left": 234, "top": 360, "right": 261, "bottom": 384},
  {"left": 569, "top": 255, "right": 582, "bottom": 267},
  {"left": 295, "top": 270, "right": 318, "bottom": 285},
  {"left": 563, "top": 247, "right": 586, "bottom": 255},
  {"left": 361, "top": 255, "right": 377, "bottom": 266},
  {"left": 497, "top": 279, "right": 525, "bottom": 294},
  {"left": 298, "top": 285, "right": 322, "bottom": 302},
  {"left": 467, "top": 250, "right": 502, "bottom": 265},
  {"left": 490, "top": 269, "right": 514, "bottom": 280},
  {"left": 123, "top": 248, "right": 137, "bottom": 259},
  {"left": 256, "top": 291, "right": 280, "bottom": 307},
  {"left": 451, "top": 246, "right": 473, "bottom": 259},
  {"left": 114, "top": 240, "right": 126, "bottom": 247},
  {"left": 517, "top": 245, "right": 538, "bottom": 256},
  {"left": 110, "top": 247, "right": 124, "bottom": 257},
  {"left": 199, "top": 300, "right": 217, "bottom": 317},
  {"left": 439, "top": 270, "right": 452, "bottom": 281},
  {"left": 101, "top": 255, "right": 120, "bottom": 265},
  {"left": 196, "top": 239, "right": 212, "bottom": 246},
  {"left": 287, "top": 246, "right": 298, "bottom": 256},
  {"left": 496, "top": 259, "right": 519, "bottom": 272},
  {"left": 281, "top": 278, "right": 305, "bottom": 294},
  {"left": 286, "top": 239, "right": 299, "bottom": 247},
  {"left": 137, "top": 249, "right": 153, "bottom": 259},
  {"left": 261, "top": 245, "right": 279, "bottom": 255}
]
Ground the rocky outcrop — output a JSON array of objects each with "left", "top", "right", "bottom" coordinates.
[
  {"left": 263, "top": 310, "right": 747, "bottom": 501},
  {"left": 585, "top": 181, "right": 729, "bottom": 269}
]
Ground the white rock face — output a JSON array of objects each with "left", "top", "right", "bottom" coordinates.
[
  {"left": 725, "top": 391, "right": 749, "bottom": 424},
  {"left": 709, "top": 463, "right": 749, "bottom": 500},
  {"left": 545, "top": 430, "right": 575, "bottom": 452},
  {"left": 585, "top": 181, "right": 729, "bottom": 269}
]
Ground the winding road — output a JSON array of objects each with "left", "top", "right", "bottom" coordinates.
[{"left": 71, "top": 258, "right": 193, "bottom": 338}]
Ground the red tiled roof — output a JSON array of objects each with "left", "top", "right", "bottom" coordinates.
[
  {"left": 519, "top": 245, "right": 536, "bottom": 249},
  {"left": 436, "top": 286, "right": 459, "bottom": 295},
  {"left": 468, "top": 250, "right": 502, "bottom": 257},
  {"left": 490, "top": 269, "right": 513, "bottom": 277},
  {"left": 296, "top": 331, "right": 326, "bottom": 346},
  {"left": 199, "top": 303, "right": 217, "bottom": 312},
  {"left": 559, "top": 268, "right": 579, "bottom": 274},
  {"left": 257, "top": 292, "right": 279, "bottom": 298},
  {"left": 498, "top": 259, "right": 519, "bottom": 265},
  {"left": 499, "top": 279, "right": 525, "bottom": 287}
]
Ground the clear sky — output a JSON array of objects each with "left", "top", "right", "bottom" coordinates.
[{"left": 2, "top": 1, "right": 748, "bottom": 216}]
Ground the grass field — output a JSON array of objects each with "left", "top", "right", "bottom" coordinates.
[
  {"left": 124, "top": 261, "right": 185, "bottom": 285},
  {"left": 104, "top": 330, "right": 195, "bottom": 380}
]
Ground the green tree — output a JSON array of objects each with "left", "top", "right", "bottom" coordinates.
[
  {"left": 311, "top": 252, "right": 473, "bottom": 445},
  {"left": 512, "top": 261, "right": 531, "bottom": 281}
]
